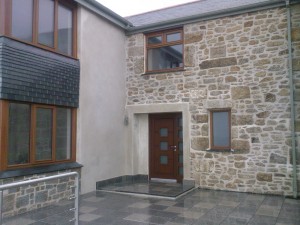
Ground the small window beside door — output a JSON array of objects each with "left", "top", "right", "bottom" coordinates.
[{"left": 210, "top": 109, "right": 231, "bottom": 150}]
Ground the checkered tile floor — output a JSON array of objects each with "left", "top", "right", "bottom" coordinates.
[{"left": 3, "top": 189, "right": 300, "bottom": 225}]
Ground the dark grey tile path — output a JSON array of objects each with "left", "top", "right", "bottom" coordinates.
[{"left": 3, "top": 189, "right": 300, "bottom": 225}]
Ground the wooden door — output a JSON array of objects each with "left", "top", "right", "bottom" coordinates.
[{"left": 149, "top": 113, "right": 183, "bottom": 182}]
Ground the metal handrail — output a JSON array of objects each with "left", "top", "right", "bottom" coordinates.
[{"left": 0, "top": 172, "right": 79, "bottom": 225}]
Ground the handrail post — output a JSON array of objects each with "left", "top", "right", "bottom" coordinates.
[
  {"left": 74, "top": 175, "right": 79, "bottom": 225},
  {"left": 0, "top": 190, "right": 3, "bottom": 225}
]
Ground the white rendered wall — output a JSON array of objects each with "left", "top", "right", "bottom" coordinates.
[{"left": 77, "top": 7, "right": 127, "bottom": 193}]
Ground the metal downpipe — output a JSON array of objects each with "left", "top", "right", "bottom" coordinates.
[{"left": 286, "top": 0, "right": 297, "bottom": 199}]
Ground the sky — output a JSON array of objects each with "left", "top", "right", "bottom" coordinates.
[{"left": 96, "top": 0, "right": 197, "bottom": 17}]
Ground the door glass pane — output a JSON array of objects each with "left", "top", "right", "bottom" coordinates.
[
  {"left": 36, "top": 108, "right": 52, "bottom": 161},
  {"left": 179, "top": 167, "right": 183, "bottom": 175},
  {"left": 178, "top": 130, "right": 183, "bottom": 139},
  {"left": 38, "top": 0, "right": 54, "bottom": 47},
  {"left": 12, "top": 0, "right": 33, "bottom": 42},
  {"left": 160, "top": 156, "right": 168, "bottom": 165},
  {"left": 147, "top": 44, "right": 183, "bottom": 71},
  {"left": 179, "top": 142, "right": 183, "bottom": 152},
  {"left": 58, "top": 3, "right": 73, "bottom": 55},
  {"left": 160, "top": 142, "right": 168, "bottom": 150},
  {"left": 179, "top": 154, "right": 183, "bottom": 164},
  {"left": 167, "top": 32, "right": 181, "bottom": 42},
  {"left": 160, "top": 128, "right": 168, "bottom": 137},
  {"left": 148, "top": 36, "right": 162, "bottom": 44},
  {"left": 212, "top": 111, "right": 230, "bottom": 146},
  {"left": 56, "top": 108, "right": 72, "bottom": 160},
  {"left": 8, "top": 103, "right": 30, "bottom": 165}
]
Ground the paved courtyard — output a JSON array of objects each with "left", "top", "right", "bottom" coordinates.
[{"left": 3, "top": 188, "right": 300, "bottom": 225}]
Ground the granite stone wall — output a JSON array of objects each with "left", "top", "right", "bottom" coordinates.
[
  {"left": 125, "top": 6, "right": 298, "bottom": 196},
  {"left": 0, "top": 169, "right": 80, "bottom": 218},
  {"left": 291, "top": 4, "right": 300, "bottom": 196}
]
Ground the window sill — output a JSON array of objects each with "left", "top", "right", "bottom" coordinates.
[
  {"left": 3, "top": 36, "right": 77, "bottom": 59},
  {"left": 142, "top": 69, "right": 186, "bottom": 76},
  {"left": 0, "top": 162, "right": 83, "bottom": 179},
  {"left": 205, "top": 148, "right": 233, "bottom": 153}
]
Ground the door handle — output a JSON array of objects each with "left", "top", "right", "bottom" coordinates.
[{"left": 170, "top": 145, "right": 177, "bottom": 151}]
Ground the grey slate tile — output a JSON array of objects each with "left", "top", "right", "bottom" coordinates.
[{"left": 126, "top": 0, "right": 275, "bottom": 27}]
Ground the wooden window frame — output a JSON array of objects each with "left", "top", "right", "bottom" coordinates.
[
  {"left": 0, "top": 100, "right": 77, "bottom": 171},
  {"left": 210, "top": 109, "right": 231, "bottom": 150},
  {"left": 145, "top": 28, "right": 184, "bottom": 73},
  {"left": 0, "top": 0, "right": 4, "bottom": 35},
  {"left": 2, "top": 0, "right": 77, "bottom": 58}
]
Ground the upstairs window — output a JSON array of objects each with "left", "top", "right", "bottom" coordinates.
[
  {"left": 210, "top": 110, "right": 231, "bottom": 150},
  {"left": 146, "top": 29, "right": 183, "bottom": 73},
  {"left": 11, "top": 0, "right": 33, "bottom": 42},
  {"left": 7, "top": 0, "right": 76, "bottom": 57},
  {"left": 38, "top": 0, "right": 55, "bottom": 47}
]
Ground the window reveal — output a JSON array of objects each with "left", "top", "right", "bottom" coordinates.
[{"left": 146, "top": 29, "right": 183, "bottom": 72}]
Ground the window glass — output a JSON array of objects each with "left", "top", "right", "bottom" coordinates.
[
  {"left": 160, "top": 128, "right": 168, "bottom": 137},
  {"left": 11, "top": 0, "right": 33, "bottom": 42},
  {"left": 160, "top": 142, "right": 168, "bottom": 151},
  {"left": 8, "top": 103, "right": 30, "bottom": 165},
  {"left": 212, "top": 111, "right": 230, "bottom": 147},
  {"left": 160, "top": 156, "right": 168, "bottom": 165},
  {"left": 179, "top": 167, "right": 183, "bottom": 175},
  {"left": 148, "top": 36, "right": 162, "bottom": 44},
  {"left": 56, "top": 108, "right": 72, "bottom": 160},
  {"left": 147, "top": 44, "right": 183, "bottom": 71},
  {"left": 38, "top": 0, "right": 55, "bottom": 47},
  {"left": 167, "top": 32, "right": 181, "bottom": 42},
  {"left": 35, "top": 108, "right": 53, "bottom": 160},
  {"left": 58, "top": 3, "right": 73, "bottom": 55}
]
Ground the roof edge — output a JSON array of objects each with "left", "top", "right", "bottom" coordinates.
[
  {"left": 125, "top": 0, "right": 286, "bottom": 35},
  {"left": 75, "top": 0, "right": 133, "bottom": 29}
]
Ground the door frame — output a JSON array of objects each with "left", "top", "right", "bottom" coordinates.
[
  {"left": 125, "top": 103, "right": 191, "bottom": 182},
  {"left": 149, "top": 113, "right": 183, "bottom": 182}
]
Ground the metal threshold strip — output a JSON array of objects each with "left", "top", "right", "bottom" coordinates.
[{"left": 97, "top": 186, "right": 196, "bottom": 200}]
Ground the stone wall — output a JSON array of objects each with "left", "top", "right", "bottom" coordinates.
[
  {"left": 291, "top": 3, "right": 300, "bottom": 196},
  {"left": 0, "top": 169, "right": 80, "bottom": 218},
  {"left": 125, "top": 7, "right": 297, "bottom": 195}
]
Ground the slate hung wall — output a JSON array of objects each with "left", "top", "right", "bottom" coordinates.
[
  {"left": 0, "top": 37, "right": 80, "bottom": 107},
  {"left": 126, "top": 5, "right": 300, "bottom": 196}
]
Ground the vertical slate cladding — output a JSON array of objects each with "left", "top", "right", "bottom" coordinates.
[{"left": 0, "top": 37, "right": 79, "bottom": 107}]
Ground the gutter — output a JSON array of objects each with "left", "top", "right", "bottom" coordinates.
[
  {"left": 126, "top": 0, "right": 286, "bottom": 35},
  {"left": 286, "top": 0, "right": 298, "bottom": 199},
  {"left": 74, "top": 0, "right": 133, "bottom": 29}
]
